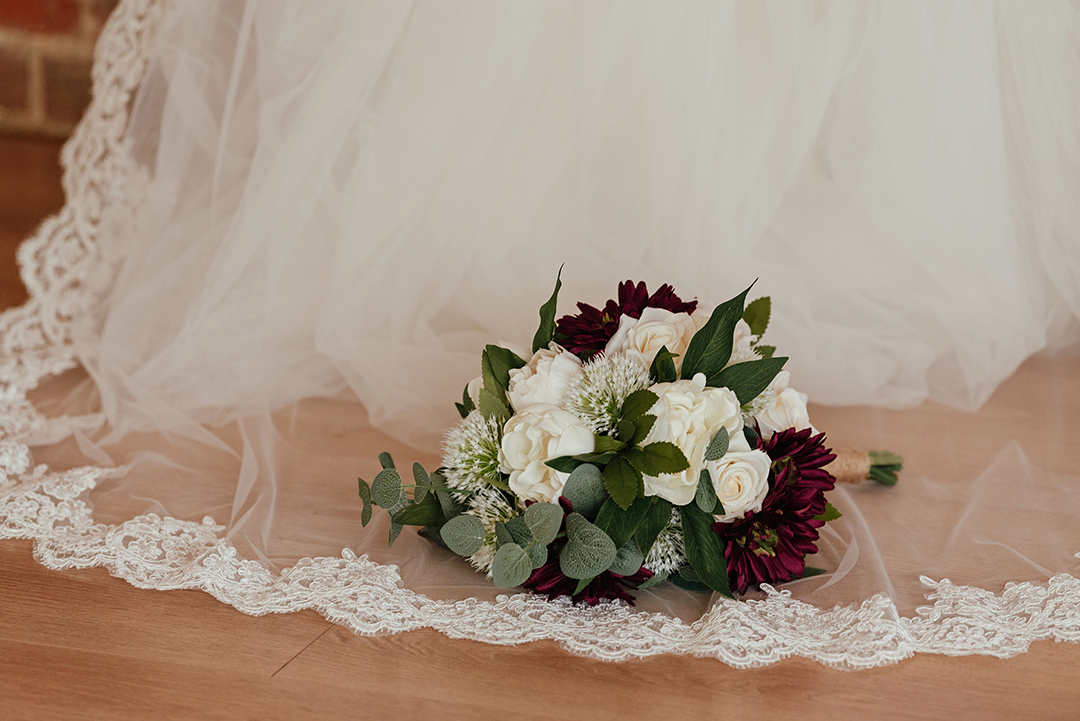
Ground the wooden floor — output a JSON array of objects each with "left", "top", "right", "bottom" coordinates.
[{"left": 2, "top": 133, "right": 1080, "bottom": 720}]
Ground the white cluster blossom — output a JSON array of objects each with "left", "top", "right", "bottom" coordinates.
[
  {"left": 442, "top": 411, "right": 503, "bottom": 493},
  {"left": 461, "top": 487, "right": 517, "bottom": 575},
  {"left": 644, "top": 508, "right": 686, "bottom": 577},
  {"left": 563, "top": 351, "right": 651, "bottom": 433}
]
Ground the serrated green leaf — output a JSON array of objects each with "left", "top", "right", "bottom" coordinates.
[
  {"left": 812, "top": 502, "right": 842, "bottom": 523},
  {"left": 545, "top": 456, "right": 581, "bottom": 474},
  {"left": 572, "top": 452, "right": 618, "bottom": 465},
  {"left": 357, "top": 478, "right": 373, "bottom": 527},
  {"left": 524, "top": 502, "right": 563, "bottom": 547},
  {"left": 561, "top": 463, "right": 607, "bottom": 520},
  {"left": 430, "top": 470, "right": 462, "bottom": 520},
  {"left": 620, "top": 389, "right": 659, "bottom": 422},
  {"left": 412, "top": 463, "right": 431, "bottom": 501},
  {"left": 532, "top": 266, "right": 563, "bottom": 353},
  {"left": 392, "top": 493, "right": 448, "bottom": 526},
  {"left": 614, "top": 419, "right": 636, "bottom": 443},
  {"left": 439, "top": 514, "right": 485, "bottom": 556},
  {"left": 593, "top": 495, "right": 652, "bottom": 550},
  {"left": 704, "top": 427, "right": 730, "bottom": 462},
  {"left": 478, "top": 387, "right": 510, "bottom": 421},
  {"left": 753, "top": 345, "right": 776, "bottom": 359},
  {"left": 743, "top": 296, "right": 771, "bottom": 338},
  {"left": 560, "top": 513, "right": 618, "bottom": 580},
  {"left": 378, "top": 452, "right": 396, "bottom": 470},
  {"left": 479, "top": 344, "right": 526, "bottom": 420},
  {"left": 801, "top": 566, "right": 828, "bottom": 579},
  {"left": 594, "top": 434, "right": 626, "bottom": 453},
  {"left": 455, "top": 383, "right": 475, "bottom": 419},
  {"left": 680, "top": 503, "right": 733, "bottom": 598},
  {"left": 633, "top": 498, "right": 672, "bottom": 557},
  {"left": 694, "top": 468, "right": 717, "bottom": 513},
  {"left": 491, "top": 543, "right": 533, "bottom": 588},
  {"left": 631, "top": 415, "right": 656, "bottom": 445},
  {"left": 706, "top": 356, "right": 788, "bottom": 404},
  {"left": 625, "top": 441, "right": 690, "bottom": 477},
  {"left": 371, "top": 468, "right": 406, "bottom": 510},
  {"left": 649, "top": 345, "right": 678, "bottom": 383},
  {"left": 608, "top": 539, "right": 644, "bottom": 576},
  {"left": 681, "top": 282, "right": 755, "bottom": 381},
  {"left": 602, "top": 456, "right": 642, "bottom": 510}
]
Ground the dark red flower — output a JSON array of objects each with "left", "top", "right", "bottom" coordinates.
[
  {"left": 523, "top": 558, "right": 653, "bottom": 606},
  {"left": 554, "top": 280, "right": 697, "bottom": 358},
  {"left": 713, "top": 428, "right": 838, "bottom": 594}
]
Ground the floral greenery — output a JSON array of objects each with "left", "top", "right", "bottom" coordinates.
[{"left": 357, "top": 273, "right": 900, "bottom": 604}]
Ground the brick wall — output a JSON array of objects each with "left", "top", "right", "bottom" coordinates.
[{"left": 0, "top": 0, "right": 118, "bottom": 137}]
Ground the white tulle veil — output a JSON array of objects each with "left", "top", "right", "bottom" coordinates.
[{"left": 2, "top": 0, "right": 1079, "bottom": 668}]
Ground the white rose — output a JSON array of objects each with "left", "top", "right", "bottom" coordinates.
[
  {"left": 507, "top": 343, "right": 583, "bottom": 411},
  {"left": 640, "top": 373, "right": 744, "bottom": 506},
  {"left": 706, "top": 432, "right": 772, "bottom": 522},
  {"left": 499, "top": 404, "right": 595, "bottom": 503},
  {"left": 604, "top": 307, "right": 699, "bottom": 372},
  {"left": 752, "top": 371, "right": 813, "bottom": 439}
]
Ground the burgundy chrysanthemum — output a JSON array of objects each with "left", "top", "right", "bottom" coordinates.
[
  {"left": 713, "top": 428, "right": 838, "bottom": 594},
  {"left": 554, "top": 280, "right": 698, "bottom": 358}
]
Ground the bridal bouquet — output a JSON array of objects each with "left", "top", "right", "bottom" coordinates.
[{"left": 357, "top": 273, "right": 900, "bottom": 604}]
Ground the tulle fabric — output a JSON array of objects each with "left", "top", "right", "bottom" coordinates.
[{"left": 11, "top": 0, "right": 1080, "bottom": 626}]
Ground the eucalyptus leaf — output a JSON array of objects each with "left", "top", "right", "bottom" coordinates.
[
  {"left": 378, "top": 452, "right": 396, "bottom": 470},
  {"left": 607, "top": 539, "right": 644, "bottom": 576},
  {"left": 706, "top": 356, "right": 788, "bottom": 404},
  {"left": 412, "top": 462, "right": 431, "bottom": 501},
  {"left": 681, "top": 282, "right": 755, "bottom": 381},
  {"left": 559, "top": 513, "right": 618, "bottom": 580},
  {"left": 438, "top": 514, "right": 486, "bottom": 557},
  {"left": 742, "top": 424, "right": 759, "bottom": 449},
  {"left": 694, "top": 469, "right": 717, "bottom": 513},
  {"left": 392, "top": 493, "right": 448, "bottom": 526},
  {"left": 494, "top": 521, "right": 514, "bottom": 548},
  {"left": 371, "top": 468, "right": 406, "bottom": 511},
  {"left": 357, "top": 478, "right": 373, "bottom": 527},
  {"left": 504, "top": 515, "right": 533, "bottom": 547},
  {"left": 561, "top": 463, "right": 607, "bottom": 520},
  {"left": 388, "top": 521, "right": 403, "bottom": 548},
  {"left": 742, "top": 296, "right": 771, "bottom": 337},
  {"left": 619, "top": 389, "right": 659, "bottom": 422},
  {"left": 633, "top": 498, "right": 672, "bottom": 557},
  {"left": 491, "top": 543, "right": 533, "bottom": 588},
  {"left": 602, "top": 456, "right": 642, "bottom": 511},
  {"left": 680, "top": 503, "right": 734, "bottom": 598},
  {"left": 636, "top": 571, "right": 669, "bottom": 590},
  {"left": 524, "top": 502, "right": 563, "bottom": 547},
  {"left": 704, "top": 427, "right": 729, "bottom": 462},
  {"left": 430, "top": 470, "right": 462, "bottom": 520},
  {"left": 531, "top": 265, "right": 563, "bottom": 353},
  {"left": 594, "top": 495, "right": 652, "bottom": 550}
]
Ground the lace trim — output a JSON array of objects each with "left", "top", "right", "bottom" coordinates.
[{"left": 1, "top": 0, "right": 1078, "bottom": 669}]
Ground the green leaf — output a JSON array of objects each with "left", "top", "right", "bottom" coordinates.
[
  {"left": 371, "top": 468, "right": 406, "bottom": 511},
  {"left": 430, "top": 470, "right": 462, "bottom": 520},
  {"left": 742, "top": 424, "right": 759, "bottom": 449},
  {"left": 357, "top": 479, "right": 373, "bottom": 527},
  {"left": 491, "top": 543, "right": 533, "bottom": 588},
  {"left": 625, "top": 441, "right": 690, "bottom": 477},
  {"left": 680, "top": 503, "right": 733, "bottom": 598},
  {"left": 479, "top": 344, "right": 526, "bottom": 420},
  {"left": 594, "top": 434, "right": 626, "bottom": 454},
  {"left": 392, "top": 493, "right": 448, "bottom": 526},
  {"left": 572, "top": 577, "right": 593, "bottom": 596},
  {"left": 478, "top": 388, "right": 510, "bottom": 421},
  {"left": 388, "top": 521, "right": 403, "bottom": 547},
  {"left": 694, "top": 469, "right": 717, "bottom": 513},
  {"left": 545, "top": 456, "right": 582, "bottom": 474},
  {"left": 681, "top": 282, "right": 755, "bottom": 381},
  {"left": 649, "top": 345, "right": 678, "bottom": 383},
  {"left": 524, "top": 502, "right": 563, "bottom": 547},
  {"left": 455, "top": 383, "right": 475, "bottom": 419},
  {"left": 593, "top": 495, "right": 652, "bottom": 550},
  {"left": 704, "top": 427, "right": 730, "bottom": 462},
  {"left": 421, "top": 525, "right": 449, "bottom": 550},
  {"left": 636, "top": 571, "right": 669, "bottom": 590},
  {"left": 801, "top": 566, "right": 828, "bottom": 579},
  {"left": 671, "top": 567, "right": 710, "bottom": 592},
  {"left": 494, "top": 522, "right": 514, "bottom": 548},
  {"left": 753, "top": 345, "right": 776, "bottom": 359},
  {"left": 572, "top": 451, "right": 618, "bottom": 465},
  {"left": 707, "top": 356, "right": 788, "bottom": 404},
  {"left": 631, "top": 415, "right": 656, "bottom": 445},
  {"left": 504, "top": 516, "right": 533, "bottom": 547},
  {"left": 619, "top": 389, "right": 659, "bottom": 422},
  {"left": 607, "top": 539, "right": 644, "bottom": 576},
  {"left": 532, "top": 265, "right": 563, "bottom": 353},
  {"left": 559, "top": 513, "right": 618, "bottom": 580},
  {"left": 378, "top": 452, "right": 396, "bottom": 470},
  {"left": 614, "top": 420, "right": 636, "bottom": 443},
  {"left": 602, "top": 456, "right": 642, "bottom": 511},
  {"left": 439, "top": 514, "right": 486, "bottom": 556},
  {"left": 412, "top": 463, "right": 431, "bottom": 502},
  {"left": 561, "top": 463, "right": 607, "bottom": 520},
  {"left": 743, "top": 296, "right": 771, "bottom": 338},
  {"left": 524, "top": 541, "right": 548, "bottom": 570},
  {"left": 812, "top": 502, "right": 842, "bottom": 523},
  {"left": 633, "top": 498, "right": 672, "bottom": 558}
]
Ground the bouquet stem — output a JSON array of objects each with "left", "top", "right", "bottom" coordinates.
[{"left": 828, "top": 449, "right": 903, "bottom": 486}]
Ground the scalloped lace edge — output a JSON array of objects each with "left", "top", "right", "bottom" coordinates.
[{"left": 0, "top": 0, "right": 1078, "bottom": 670}]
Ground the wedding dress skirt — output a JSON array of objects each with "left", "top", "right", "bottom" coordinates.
[{"left": 2, "top": 0, "right": 1079, "bottom": 668}]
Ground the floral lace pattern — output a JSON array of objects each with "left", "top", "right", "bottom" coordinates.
[{"left": 0, "top": 0, "right": 1078, "bottom": 669}]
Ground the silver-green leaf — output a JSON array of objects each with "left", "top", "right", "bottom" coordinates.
[
  {"left": 524, "top": 502, "right": 563, "bottom": 547},
  {"left": 439, "top": 514, "right": 485, "bottom": 557},
  {"left": 371, "top": 468, "right": 406, "bottom": 511},
  {"left": 491, "top": 543, "right": 533, "bottom": 588},
  {"left": 704, "top": 427, "right": 729, "bottom": 462},
  {"left": 607, "top": 540, "right": 644, "bottom": 576},
  {"left": 559, "top": 513, "right": 618, "bottom": 580},
  {"left": 561, "top": 463, "right": 607, "bottom": 520}
]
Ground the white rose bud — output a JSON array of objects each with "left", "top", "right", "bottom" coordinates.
[
  {"left": 499, "top": 404, "right": 595, "bottom": 503},
  {"left": 752, "top": 371, "right": 813, "bottom": 440},
  {"left": 604, "top": 307, "right": 699, "bottom": 372},
  {"left": 706, "top": 432, "right": 772, "bottom": 522},
  {"left": 507, "top": 343, "right": 583, "bottom": 411},
  {"left": 641, "top": 374, "right": 743, "bottom": 506}
]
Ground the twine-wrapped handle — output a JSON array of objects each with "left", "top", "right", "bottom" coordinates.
[{"left": 827, "top": 449, "right": 903, "bottom": 486}]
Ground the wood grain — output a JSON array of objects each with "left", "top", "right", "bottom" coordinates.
[{"left": 2, "top": 134, "right": 1080, "bottom": 721}]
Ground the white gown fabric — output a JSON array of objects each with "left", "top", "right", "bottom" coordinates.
[{"left": 2, "top": 0, "right": 1080, "bottom": 668}]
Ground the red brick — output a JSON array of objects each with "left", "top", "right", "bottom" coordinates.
[
  {"left": 0, "top": 46, "right": 30, "bottom": 112},
  {"left": 0, "top": 0, "right": 80, "bottom": 34},
  {"left": 43, "top": 55, "right": 91, "bottom": 125}
]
